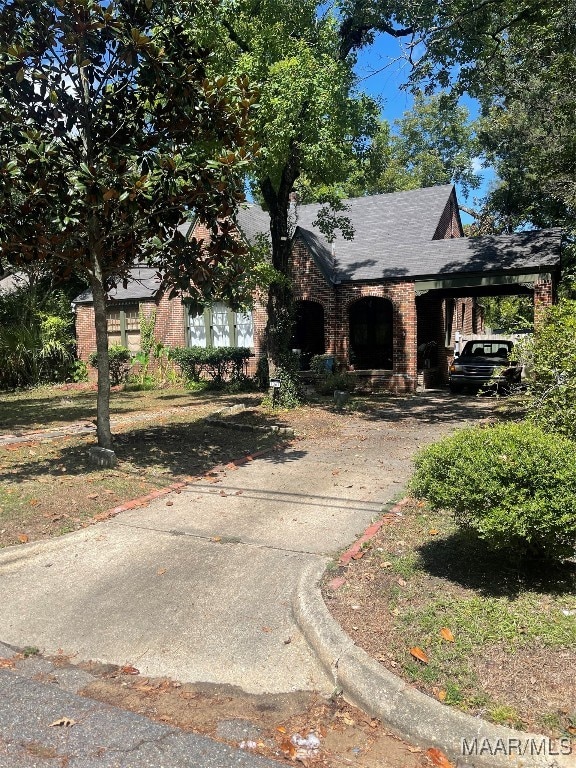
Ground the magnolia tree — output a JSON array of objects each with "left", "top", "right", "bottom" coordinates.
[{"left": 0, "top": 0, "right": 259, "bottom": 453}]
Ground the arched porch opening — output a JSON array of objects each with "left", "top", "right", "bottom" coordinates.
[
  {"left": 348, "top": 297, "right": 394, "bottom": 370},
  {"left": 291, "top": 300, "right": 325, "bottom": 370}
]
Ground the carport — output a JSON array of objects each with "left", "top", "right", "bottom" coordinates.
[{"left": 412, "top": 228, "right": 562, "bottom": 387}]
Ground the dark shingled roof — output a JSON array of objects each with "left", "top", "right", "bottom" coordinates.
[
  {"left": 73, "top": 222, "right": 193, "bottom": 304},
  {"left": 74, "top": 188, "right": 562, "bottom": 303},
  {"left": 74, "top": 266, "right": 161, "bottom": 304},
  {"left": 236, "top": 186, "right": 561, "bottom": 283}
]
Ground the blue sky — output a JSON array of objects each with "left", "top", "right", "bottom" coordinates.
[{"left": 354, "top": 32, "right": 495, "bottom": 222}]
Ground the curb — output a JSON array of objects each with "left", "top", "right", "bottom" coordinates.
[{"left": 293, "top": 563, "right": 575, "bottom": 768}]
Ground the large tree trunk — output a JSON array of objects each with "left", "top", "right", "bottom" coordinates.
[
  {"left": 260, "top": 141, "right": 300, "bottom": 372},
  {"left": 88, "top": 249, "right": 113, "bottom": 451}
]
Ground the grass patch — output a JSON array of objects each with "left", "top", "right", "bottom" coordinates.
[{"left": 323, "top": 499, "right": 576, "bottom": 737}]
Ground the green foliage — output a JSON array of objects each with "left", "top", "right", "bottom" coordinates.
[
  {"left": 139, "top": 308, "right": 157, "bottom": 356},
  {"left": 310, "top": 354, "right": 335, "bottom": 375},
  {"left": 309, "top": 353, "right": 355, "bottom": 395},
  {"left": 272, "top": 353, "right": 304, "bottom": 407},
  {"left": 482, "top": 296, "right": 534, "bottom": 333},
  {"left": 70, "top": 359, "right": 89, "bottom": 383},
  {"left": 410, "top": 421, "right": 576, "bottom": 563},
  {"left": 0, "top": 283, "right": 76, "bottom": 389},
  {"left": 89, "top": 346, "right": 131, "bottom": 386},
  {"left": 315, "top": 372, "right": 356, "bottom": 396},
  {"left": 522, "top": 300, "right": 576, "bottom": 438},
  {"left": 333, "top": 94, "right": 480, "bottom": 200},
  {"left": 170, "top": 346, "right": 252, "bottom": 386}
]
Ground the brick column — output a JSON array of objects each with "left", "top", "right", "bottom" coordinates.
[
  {"left": 393, "top": 283, "right": 417, "bottom": 392},
  {"left": 534, "top": 279, "right": 554, "bottom": 326}
]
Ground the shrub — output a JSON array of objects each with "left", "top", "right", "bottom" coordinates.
[
  {"left": 70, "top": 359, "right": 89, "bottom": 383},
  {"left": 410, "top": 421, "right": 576, "bottom": 563},
  {"left": 89, "top": 345, "right": 132, "bottom": 385},
  {"left": 310, "top": 354, "right": 335, "bottom": 375},
  {"left": 520, "top": 300, "right": 576, "bottom": 439},
  {"left": 315, "top": 372, "right": 356, "bottom": 395},
  {"left": 170, "top": 346, "right": 252, "bottom": 385},
  {"left": 0, "top": 285, "right": 76, "bottom": 389}
]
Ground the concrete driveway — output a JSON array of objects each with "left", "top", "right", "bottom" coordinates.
[{"left": 0, "top": 393, "right": 493, "bottom": 695}]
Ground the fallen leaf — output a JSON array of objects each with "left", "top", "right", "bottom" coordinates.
[
  {"left": 432, "top": 687, "right": 447, "bottom": 702},
  {"left": 429, "top": 528, "right": 439, "bottom": 535},
  {"left": 29, "top": 499, "right": 40, "bottom": 506},
  {"left": 48, "top": 718, "right": 76, "bottom": 728},
  {"left": 409, "top": 646, "right": 429, "bottom": 664},
  {"left": 0, "top": 657, "right": 16, "bottom": 668},
  {"left": 276, "top": 726, "right": 287, "bottom": 734},
  {"left": 397, "top": 577, "right": 407, "bottom": 586},
  {"left": 120, "top": 665, "right": 140, "bottom": 675},
  {"left": 567, "top": 726, "right": 576, "bottom": 735},
  {"left": 280, "top": 738, "right": 296, "bottom": 758},
  {"left": 351, "top": 551, "right": 364, "bottom": 560},
  {"left": 87, "top": 493, "right": 99, "bottom": 500},
  {"left": 166, "top": 501, "right": 173, "bottom": 506},
  {"left": 234, "top": 490, "right": 243, "bottom": 495},
  {"left": 407, "top": 746, "right": 423, "bottom": 753},
  {"left": 426, "top": 747, "right": 454, "bottom": 767},
  {"left": 211, "top": 536, "right": 222, "bottom": 543},
  {"left": 261, "top": 626, "right": 271, "bottom": 633},
  {"left": 440, "top": 627, "right": 455, "bottom": 643},
  {"left": 17, "top": 533, "right": 29, "bottom": 543},
  {"left": 380, "top": 561, "right": 392, "bottom": 568},
  {"left": 157, "top": 568, "right": 167, "bottom": 576}
]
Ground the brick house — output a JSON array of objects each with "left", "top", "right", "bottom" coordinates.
[{"left": 74, "top": 184, "right": 561, "bottom": 392}]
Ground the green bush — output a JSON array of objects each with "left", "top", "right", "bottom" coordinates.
[
  {"left": 410, "top": 421, "right": 576, "bottom": 563},
  {"left": 170, "top": 346, "right": 252, "bottom": 385},
  {"left": 70, "top": 359, "right": 89, "bottom": 383},
  {"left": 89, "top": 345, "right": 132, "bottom": 386},
  {"left": 521, "top": 300, "right": 576, "bottom": 439},
  {"left": 310, "top": 354, "right": 335, "bottom": 374},
  {"left": 0, "top": 285, "right": 76, "bottom": 389},
  {"left": 315, "top": 372, "right": 356, "bottom": 395}
]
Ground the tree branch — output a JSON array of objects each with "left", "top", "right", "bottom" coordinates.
[{"left": 221, "top": 18, "right": 251, "bottom": 53}]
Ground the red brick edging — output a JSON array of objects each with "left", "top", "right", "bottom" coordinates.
[
  {"left": 337, "top": 497, "right": 410, "bottom": 567},
  {"left": 91, "top": 445, "right": 288, "bottom": 524}
]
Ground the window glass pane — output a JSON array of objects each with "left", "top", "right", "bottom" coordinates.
[
  {"left": 211, "top": 302, "right": 230, "bottom": 347},
  {"left": 235, "top": 311, "right": 254, "bottom": 347},
  {"left": 124, "top": 307, "right": 140, "bottom": 330},
  {"left": 188, "top": 311, "right": 207, "bottom": 347},
  {"left": 107, "top": 308, "right": 121, "bottom": 332}
]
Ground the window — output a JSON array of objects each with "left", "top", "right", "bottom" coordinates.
[
  {"left": 107, "top": 304, "right": 141, "bottom": 351},
  {"left": 186, "top": 303, "right": 254, "bottom": 348}
]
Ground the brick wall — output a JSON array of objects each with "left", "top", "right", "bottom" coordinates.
[
  {"left": 534, "top": 278, "right": 554, "bottom": 324},
  {"left": 154, "top": 290, "right": 186, "bottom": 348},
  {"left": 75, "top": 304, "right": 96, "bottom": 361}
]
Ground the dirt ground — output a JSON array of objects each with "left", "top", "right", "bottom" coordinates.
[
  {"left": 28, "top": 654, "right": 437, "bottom": 768},
  {"left": 323, "top": 498, "right": 576, "bottom": 740}
]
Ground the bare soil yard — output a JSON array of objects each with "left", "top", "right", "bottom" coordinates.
[{"left": 324, "top": 499, "right": 576, "bottom": 739}]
